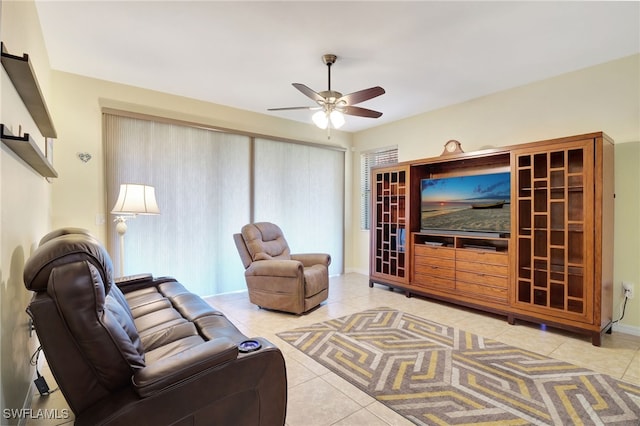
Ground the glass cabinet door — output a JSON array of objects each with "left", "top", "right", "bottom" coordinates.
[
  {"left": 372, "top": 167, "right": 407, "bottom": 281},
  {"left": 514, "top": 141, "right": 594, "bottom": 320}
]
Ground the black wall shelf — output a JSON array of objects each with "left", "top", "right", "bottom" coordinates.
[
  {"left": 0, "top": 124, "right": 57, "bottom": 178},
  {"left": 1, "top": 41, "right": 57, "bottom": 138}
]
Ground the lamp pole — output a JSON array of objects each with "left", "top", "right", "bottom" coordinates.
[{"left": 114, "top": 216, "right": 128, "bottom": 277}]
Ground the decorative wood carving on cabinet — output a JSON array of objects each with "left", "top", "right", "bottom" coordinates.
[{"left": 369, "top": 164, "right": 410, "bottom": 288}]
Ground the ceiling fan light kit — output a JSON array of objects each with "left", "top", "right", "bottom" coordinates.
[
  {"left": 268, "top": 53, "right": 385, "bottom": 137},
  {"left": 329, "top": 110, "right": 345, "bottom": 128},
  {"left": 312, "top": 110, "right": 345, "bottom": 130}
]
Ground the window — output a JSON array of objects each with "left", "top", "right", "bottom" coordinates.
[
  {"left": 104, "top": 114, "right": 252, "bottom": 295},
  {"left": 104, "top": 112, "right": 345, "bottom": 296},
  {"left": 360, "top": 147, "right": 398, "bottom": 229},
  {"left": 253, "top": 138, "right": 345, "bottom": 276}
]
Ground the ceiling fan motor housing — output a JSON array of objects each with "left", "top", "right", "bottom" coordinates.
[{"left": 322, "top": 54, "right": 337, "bottom": 66}]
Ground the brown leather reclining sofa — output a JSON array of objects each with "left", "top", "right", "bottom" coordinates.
[{"left": 23, "top": 228, "right": 287, "bottom": 425}]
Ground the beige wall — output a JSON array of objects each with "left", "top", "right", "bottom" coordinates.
[
  {"left": 0, "top": 0, "right": 53, "bottom": 420},
  {"left": 350, "top": 54, "right": 640, "bottom": 333},
  {"left": 613, "top": 142, "right": 640, "bottom": 332}
]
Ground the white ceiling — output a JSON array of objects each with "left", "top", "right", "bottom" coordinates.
[{"left": 34, "top": 1, "right": 640, "bottom": 132}]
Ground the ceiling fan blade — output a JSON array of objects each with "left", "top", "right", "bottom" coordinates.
[
  {"left": 339, "top": 86, "right": 385, "bottom": 105},
  {"left": 343, "top": 105, "right": 383, "bottom": 118},
  {"left": 292, "top": 83, "right": 325, "bottom": 103},
  {"left": 267, "top": 106, "right": 316, "bottom": 111}
]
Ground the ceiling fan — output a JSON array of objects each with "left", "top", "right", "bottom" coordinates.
[{"left": 268, "top": 54, "right": 385, "bottom": 134}]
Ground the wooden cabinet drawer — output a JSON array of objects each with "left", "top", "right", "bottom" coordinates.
[
  {"left": 413, "top": 274, "right": 454, "bottom": 290},
  {"left": 414, "top": 244, "right": 455, "bottom": 259},
  {"left": 456, "top": 249, "right": 508, "bottom": 265},
  {"left": 414, "top": 262, "right": 455, "bottom": 279},
  {"left": 456, "top": 270, "right": 508, "bottom": 288},
  {"left": 414, "top": 254, "right": 454, "bottom": 269},
  {"left": 456, "top": 281, "right": 508, "bottom": 303},
  {"left": 456, "top": 260, "right": 508, "bottom": 277}
]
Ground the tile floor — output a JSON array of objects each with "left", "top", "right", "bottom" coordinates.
[{"left": 28, "top": 273, "right": 640, "bottom": 425}]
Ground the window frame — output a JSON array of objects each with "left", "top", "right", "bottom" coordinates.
[{"left": 360, "top": 146, "right": 398, "bottom": 230}]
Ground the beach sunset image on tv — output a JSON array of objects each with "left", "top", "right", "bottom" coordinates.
[{"left": 420, "top": 172, "right": 511, "bottom": 235}]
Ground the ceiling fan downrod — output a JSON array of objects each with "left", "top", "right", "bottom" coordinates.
[{"left": 323, "top": 54, "right": 337, "bottom": 93}]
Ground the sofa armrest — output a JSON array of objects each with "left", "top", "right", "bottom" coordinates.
[
  {"left": 132, "top": 337, "right": 238, "bottom": 397},
  {"left": 291, "top": 253, "right": 331, "bottom": 268},
  {"left": 77, "top": 339, "right": 287, "bottom": 426},
  {"left": 246, "top": 259, "right": 303, "bottom": 278},
  {"left": 116, "top": 274, "right": 177, "bottom": 294},
  {"left": 115, "top": 273, "right": 154, "bottom": 286}
]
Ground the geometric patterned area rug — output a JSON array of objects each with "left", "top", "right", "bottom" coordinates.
[{"left": 277, "top": 307, "right": 640, "bottom": 425}]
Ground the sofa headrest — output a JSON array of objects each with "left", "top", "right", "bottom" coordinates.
[
  {"left": 24, "top": 230, "right": 115, "bottom": 293},
  {"left": 241, "top": 222, "right": 291, "bottom": 261},
  {"left": 38, "top": 227, "right": 94, "bottom": 246}
]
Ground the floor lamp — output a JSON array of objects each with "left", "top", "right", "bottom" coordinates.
[{"left": 111, "top": 183, "right": 160, "bottom": 277}]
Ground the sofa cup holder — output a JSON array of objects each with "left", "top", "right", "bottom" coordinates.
[{"left": 238, "top": 339, "right": 262, "bottom": 353}]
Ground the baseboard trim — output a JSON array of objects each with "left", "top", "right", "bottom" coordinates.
[
  {"left": 612, "top": 322, "right": 640, "bottom": 337},
  {"left": 344, "top": 267, "right": 368, "bottom": 275}
]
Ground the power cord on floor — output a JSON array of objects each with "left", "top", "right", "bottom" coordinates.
[
  {"left": 30, "top": 346, "right": 56, "bottom": 396},
  {"left": 612, "top": 294, "right": 629, "bottom": 324}
]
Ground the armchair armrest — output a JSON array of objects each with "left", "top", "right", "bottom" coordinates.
[
  {"left": 246, "top": 259, "right": 303, "bottom": 278},
  {"left": 291, "top": 253, "right": 331, "bottom": 268},
  {"left": 132, "top": 337, "right": 238, "bottom": 397}
]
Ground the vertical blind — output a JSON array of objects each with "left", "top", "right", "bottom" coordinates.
[
  {"left": 253, "top": 138, "right": 344, "bottom": 275},
  {"left": 360, "top": 147, "right": 398, "bottom": 229},
  {"left": 104, "top": 113, "right": 344, "bottom": 296}
]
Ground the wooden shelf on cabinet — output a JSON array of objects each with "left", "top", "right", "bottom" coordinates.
[
  {"left": 0, "top": 124, "right": 57, "bottom": 178},
  {"left": 1, "top": 42, "right": 57, "bottom": 138}
]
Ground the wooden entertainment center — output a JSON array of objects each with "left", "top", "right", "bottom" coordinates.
[{"left": 369, "top": 132, "right": 614, "bottom": 346}]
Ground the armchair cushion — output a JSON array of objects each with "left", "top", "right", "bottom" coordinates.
[{"left": 241, "top": 222, "right": 291, "bottom": 260}]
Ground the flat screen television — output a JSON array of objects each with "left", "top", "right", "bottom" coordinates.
[{"left": 420, "top": 171, "right": 511, "bottom": 237}]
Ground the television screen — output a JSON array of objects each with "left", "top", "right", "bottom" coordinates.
[{"left": 421, "top": 172, "right": 511, "bottom": 236}]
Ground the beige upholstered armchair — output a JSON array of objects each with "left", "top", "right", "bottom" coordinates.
[{"left": 234, "top": 222, "right": 331, "bottom": 314}]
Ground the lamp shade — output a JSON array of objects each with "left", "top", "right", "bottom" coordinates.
[
  {"left": 312, "top": 110, "right": 329, "bottom": 129},
  {"left": 111, "top": 184, "right": 160, "bottom": 215},
  {"left": 329, "top": 110, "right": 345, "bottom": 129}
]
